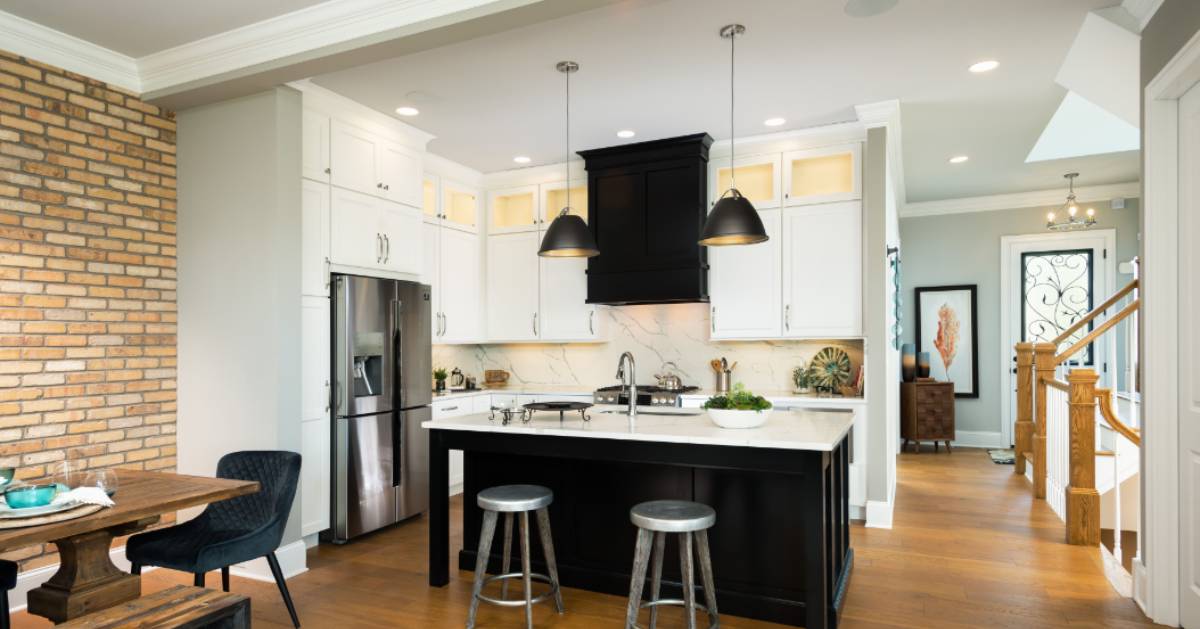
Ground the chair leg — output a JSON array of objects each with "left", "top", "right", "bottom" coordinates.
[
  {"left": 625, "top": 528, "right": 653, "bottom": 629},
  {"left": 221, "top": 566, "right": 230, "bottom": 592},
  {"left": 500, "top": 512, "right": 513, "bottom": 599},
  {"left": 535, "top": 508, "right": 564, "bottom": 614},
  {"left": 648, "top": 532, "right": 665, "bottom": 629},
  {"left": 467, "top": 510, "right": 498, "bottom": 629},
  {"left": 680, "top": 532, "right": 696, "bottom": 629},
  {"left": 696, "top": 529, "right": 719, "bottom": 627},
  {"left": 266, "top": 552, "right": 301, "bottom": 628},
  {"left": 194, "top": 572, "right": 204, "bottom": 587},
  {"left": 519, "top": 511, "right": 533, "bottom": 629},
  {"left": 1, "top": 589, "right": 9, "bottom": 629},
  {"left": 130, "top": 562, "right": 141, "bottom": 576}
]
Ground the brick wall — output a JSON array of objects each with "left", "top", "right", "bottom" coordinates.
[{"left": 0, "top": 52, "right": 176, "bottom": 569}]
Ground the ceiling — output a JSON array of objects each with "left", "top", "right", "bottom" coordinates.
[
  {"left": 310, "top": 0, "right": 1138, "bottom": 203},
  {"left": 0, "top": 0, "right": 328, "bottom": 57}
]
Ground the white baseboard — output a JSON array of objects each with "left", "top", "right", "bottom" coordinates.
[
  {"left": 449, "top": 483, "right": 463, "bottom": 497},
  {"left": 229, "top": 539, "right": 308, "bottom": 582},
  {"left": 951, "top": 431, "right": 1006, "bottom": 449},
  {"left": 1099, "top": 545, "right": 1133, "bottom": 597},
  {"left": 302, "top": 533, "right": 320, "bottom": 549},
  {"left": 849, "top": 504, "right": 865, "bottom": 521},
  {"left": 1133, "top": 556, "right": 1149, "bottom": 615},
  {"left": 8, "top": 545, "right": 147, "bottom": 613},
  {"left": 865, "top": 499, "right": 893, "bottom": 529}
]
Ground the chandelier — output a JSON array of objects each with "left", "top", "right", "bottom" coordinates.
[{"left": 1046, "top": 172, "right": 1096, "bottom": 231}]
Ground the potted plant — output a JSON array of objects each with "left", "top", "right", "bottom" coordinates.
[
  {"left": 792, "top": 362, "right": 815, "bottom": 394},
  {"left": 702, "top": 383, "right": 773, "bottom": 429},
  {"left": 433, "top": 367, "right": 448, "bottom": 393}
]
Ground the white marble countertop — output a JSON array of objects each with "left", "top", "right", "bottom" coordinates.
[
  {"left": 420, "top": 406, "right": 854, "bottom": 452},
  {"left": 432, "top": 386, "right": 866, "bottom": 406}
]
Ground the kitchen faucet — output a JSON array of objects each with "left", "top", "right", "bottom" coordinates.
[{"left": 615, "top": 351, "right": 637, "bottom": 418}]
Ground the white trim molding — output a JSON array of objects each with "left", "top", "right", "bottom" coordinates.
[
  {"left": 950, "top": 430, "right": 1006, "bottom": 449},
  {"left": 1137, "top": 24, "right": 1200, "bottom": 628},
  {"left": 901, "top": 181, "right": 1141, "bottom": 218},
  {"left": 855, "top": 100, "right": 908, "bottom": 211},
  {"left": 229, "top": 539, "right": 309, "bottom": 583},
  {"left": 865, "top": 499, "right": 893, "bottom": 529},
  {"left": 0, "top": 10, "right": 139, "bottom": 92}
]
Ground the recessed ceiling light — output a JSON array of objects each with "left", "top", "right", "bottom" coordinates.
[
  {"left": 764, "top": 117, "right": 786, "bottom": 127},
  {"left": 394, "top": 106, "right": 419, "bottom": 116},
  {"left": 948, "top": 155, "right": 969, "bottom": 164},
  {"left": 616, "top": 130, "right": 636, "bottom": 139},
  {"left": 968, "top": 60, "right": 999, "bottom": 74},
  {"left": 513, "top": 156, "right": 531, "bottom": 164}
]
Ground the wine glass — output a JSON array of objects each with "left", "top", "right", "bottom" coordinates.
[
  {"left": 52, "top": 460, "right": 85, "bottom": 490},
  {"left": 85, "top": 469, "right": 118, "bottom": 497}
]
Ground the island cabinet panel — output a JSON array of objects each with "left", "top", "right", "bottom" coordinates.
[{"left": 439, "top": 431, "right": 851, "bottom": 628}]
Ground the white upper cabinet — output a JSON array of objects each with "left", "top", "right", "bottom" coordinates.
[
  {"left": 302, "top": 110, "right": 330, "bottom": 183},
  {"left": 441, "top": 179, "right": 480, "bottom": 233},
  {"left": 539, "top": 255, "right": 597, "bottom": 341},
  {"left": 330, "top": 120, "right": 379, "bottom": 195},
  {"left": 301, "top": 179, "right": 331, "bottom": 297},
  {"left": 782, "top": 201, "right": 862, "bottom": 337},
  {"left": 330, "top": 187, "right": 381, "bottom": 270},
  {"left": 439, "top": 227, "right": 482, "bottom": 342},
  {"left": 709, "top": 209, "right": 782, "bottom": 339},
  {"left": 488, "top": 185, "right": 540, "bottom": 234},
  {"left": 539, "top": 181, "right": 588, "bottom": 224},
  {"left": 709, "top": 153, "right": 782, "bottom": 210},
  {"left": 782, "top": 143, "right": 861, "bottom": 206},
  {"left": 486, "top": 231, "right": 540, "bottom": 341},
  {"left": 378, "top": 201, "right": 423, "bottom": 276},
  {"left": 377, "top": 140, "right": 423, "bottom": 207}
]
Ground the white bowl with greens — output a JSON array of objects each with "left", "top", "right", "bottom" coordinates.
[{"left": 702, "top": 385, "right": 772, "bottom": 429}]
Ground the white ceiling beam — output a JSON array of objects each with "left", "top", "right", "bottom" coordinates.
[
  {"left": 901, "top": 181, "right": 1141, "bottom": 218},
  {"left": 0, "top": 10, "right": 139, "bottom": 92}
]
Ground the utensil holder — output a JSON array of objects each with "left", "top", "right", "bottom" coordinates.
[{"left": 716, "top": 370, "right": 731, "bottom": 393}]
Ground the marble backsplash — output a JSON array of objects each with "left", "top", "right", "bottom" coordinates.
[{"left": 433, "top": 303, "right": 863, "bottom": 393}]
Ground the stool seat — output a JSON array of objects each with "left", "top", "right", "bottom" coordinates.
[
  {"left": 630, "top": 500, "right": 715, "bottom": 533},
  {"left": 477, "top": 484, "right": 553, "bottom": 512}
]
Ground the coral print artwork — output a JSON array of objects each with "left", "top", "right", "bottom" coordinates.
[{"left": 916, "top": 285, "right": 978, "bottom": 398}]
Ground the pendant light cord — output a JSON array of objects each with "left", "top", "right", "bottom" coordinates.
[
  {"left": 729, "top": 27, "right": 736, "bottom": 191},
  {"left": 565, "top": 64, "right": 571, "bottom": 212}
]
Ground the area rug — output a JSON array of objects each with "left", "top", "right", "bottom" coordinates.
[{"left": 988, "top": 449, "right": 1015, "bottom": 465}]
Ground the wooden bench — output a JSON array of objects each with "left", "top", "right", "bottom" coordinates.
[{"left": 60, "top": 585, "right": 250, "bottom": 628}]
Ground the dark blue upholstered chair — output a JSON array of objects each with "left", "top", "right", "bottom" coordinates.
[
  {"left": 0, "top": 559, "right": 15, "bottom": 629},
  {"left": 127, "top": 451, "right": 302, "bottom": 627}
]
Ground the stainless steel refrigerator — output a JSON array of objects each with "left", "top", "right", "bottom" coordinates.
[{"left": 331, "top": 274, "right": 431, "bottom": 543}]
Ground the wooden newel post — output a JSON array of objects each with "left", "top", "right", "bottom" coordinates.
[
  {"left": 1032, "top": 344, "right": 1056, "bottom": 500},
  {"left": 1014, "top": 343, "right": 1034, "bottom": 475},
  {"left": 1066, "top": 368, "right": 1101, "bottom": 546}
]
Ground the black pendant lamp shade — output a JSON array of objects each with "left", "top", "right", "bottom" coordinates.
[
  {"left": 538, "top": 60, "right": 600, "bottom": 258},
  {"left": 700, "top": 189, "right": 768, "bottom": 246},
  {"left": 700, "top": 23, "right": 768, "bottom": 247},
  {"left": 539, "top": 208, "right": 599, "bottom": 257}
]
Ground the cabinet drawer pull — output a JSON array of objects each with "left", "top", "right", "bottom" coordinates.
[
  {"left": 711, "top": 307, "right": 716, "bottom": 333},
  {"left": 588, "top": 310, "right": 595, "bottom": 335},
  {"left": 383, "top": 234, "right": 390, "bottom": 263},
  {"left": 441, "top": 312, "right": 447, "bottom": 336},
  {"left": 324, "top": 257, "right": 331, "bottom": 290},
  {"left": 532, "top": 312, "right": 538, "bottom": 336},
  {"left": 442, "top": 405, "right": 459, "bottom": 412},
  {"left": 376, "top": 233, "right": 383, "bottom": 262}
]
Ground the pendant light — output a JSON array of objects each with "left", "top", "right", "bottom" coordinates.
[
  {"left": 700, "top": 24, "right": 768, "bottom": 247},
  {"left": 539, "top": 61, "right": 600, "bottom": 258}
]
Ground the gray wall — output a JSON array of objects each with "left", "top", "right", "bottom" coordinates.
[
  {"left": 899, "top": 200, "right": 1140, "bottom": 439},
  {"left": 864, "top": 126, "right": 892, "bottom": 504},
  {"left": 178, "top": 87, "right": 303, "bottom": 546}
]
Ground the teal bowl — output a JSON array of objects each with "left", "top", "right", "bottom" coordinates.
[{"left": 4, "top": 483, "right": 58, "bottom": 509}]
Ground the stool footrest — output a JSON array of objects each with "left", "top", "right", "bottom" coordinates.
[
  {"left": 475, "top": 572, "right": 559, "bottom": 608},
  {"left": 630, "top": 598, "right": 718, "bottom": 629}
]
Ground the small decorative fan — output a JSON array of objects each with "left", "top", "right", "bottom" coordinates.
[{"left": 809, "top": 346, "right": 852, "bottom": 392}]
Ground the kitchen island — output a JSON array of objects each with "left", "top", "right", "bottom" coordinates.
[{"left": 423, "top": 408, "right": 853, "bottom": 628}]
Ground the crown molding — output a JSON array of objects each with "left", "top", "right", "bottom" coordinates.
[
  {"left": 855, "top": 99, "right": 907, "bottom": 210},
  {"left": 901, "top": 181, "right": 1141, "bottom": 218},
  {"left": 0, "top": 10, "right": 139, "bottom": 92},
  {"left": 138, "top": 0, "right": 533, "bottom": 95}
]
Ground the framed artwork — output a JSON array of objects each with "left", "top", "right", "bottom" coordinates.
[{"left": 915, "top": 284, "right": 979, "bottom": 398}]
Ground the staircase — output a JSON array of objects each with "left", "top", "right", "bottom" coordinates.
[{"left": 1012, "top": 273, "right": 1141, "bottom": 581}]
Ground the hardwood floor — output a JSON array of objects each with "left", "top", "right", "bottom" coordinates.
[{"left": 10, "top": 450, "right": 1152, "bottom": 628}]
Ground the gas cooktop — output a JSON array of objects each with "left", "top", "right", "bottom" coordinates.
[{"left": 593, "top": 384, "right": 699, "bottom": 407}]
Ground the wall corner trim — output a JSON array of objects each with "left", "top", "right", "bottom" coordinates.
[{"left": 865, "top": 499, "right": 894, "bottom": 529}]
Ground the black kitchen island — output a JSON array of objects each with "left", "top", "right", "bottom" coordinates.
[{"left": 425, "top": 409, "right": 853, "bottom": 628}]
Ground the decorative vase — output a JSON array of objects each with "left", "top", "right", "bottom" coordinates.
[
  {"left": 901, "top": 344, "right": 916, "bottom": 382},
  {"left": 435, "top": 379, "right": 446, "bottom": 393},
  {"left": 917, "top": 352, "right": 931, "bottom": 378}
]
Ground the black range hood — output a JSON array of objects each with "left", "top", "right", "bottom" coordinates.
[{"left": 578, "top": 133, "right": 713, "bottom": 305}]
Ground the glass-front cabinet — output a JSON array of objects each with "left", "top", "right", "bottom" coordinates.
[
  {"left": 708, "top": 153, "right": 782, "bottom": 209},
  {"left": 422, "top": 175, "right": 439, "bottom": 222},
  {"left": 540, "top": 181, "right": 588, "bottom": 224},
  {"left": 488, "top": 185, "right": 540, "bottom": 234},
  {"left": 782, "top": 143, "right": 861, "bottom": 206},
  {"left": 441, "top": 179, "right": 479, "bottom": 233}
]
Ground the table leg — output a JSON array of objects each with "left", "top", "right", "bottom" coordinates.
[
  {"left": 27, "top": 516, "right": 158, "bottom": 623},
  {"left": 429, "top": 429, "right": 450, "bottom": 586}
]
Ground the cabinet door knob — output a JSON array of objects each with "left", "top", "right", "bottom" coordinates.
[
  {"left": 377, "top": 183, "right": 383, "bottom": 189},
  {"left": 384, "top": 184, "right": 390, "bottom": 191}
]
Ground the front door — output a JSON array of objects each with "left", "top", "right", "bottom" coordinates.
[
  {"left": 1177, "top": 78, "right": 1200, "bottom": 627},
  {"left": 1001, "top": 230, "right": 1115, "bottom": 446}
]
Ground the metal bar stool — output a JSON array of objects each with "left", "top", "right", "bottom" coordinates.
[
  {"left": 625, "top": 500, "right": 719, "bottom": 629},
  {"left": 467, "top": 484, "right": 564, "bottom": 629}
]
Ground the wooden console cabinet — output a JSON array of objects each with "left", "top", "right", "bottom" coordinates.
[{"left": 901, "top": 380, "right": 955, "bottom": 452}]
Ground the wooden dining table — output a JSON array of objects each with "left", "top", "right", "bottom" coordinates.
[{"left": 0, "top": 469, "right": 258, "bottom": 623}]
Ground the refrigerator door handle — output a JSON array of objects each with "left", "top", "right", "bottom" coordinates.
[
  {"left": 392, "top": 297, "right": 402, "bottom": 407},
  {"left": 392, "top": 412, "right": 402, "bottom": 488}
]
